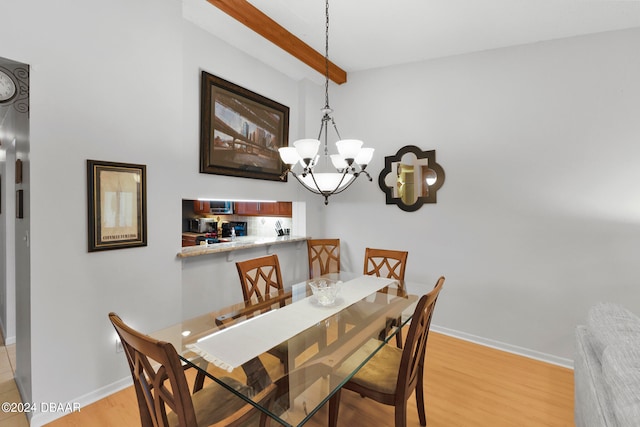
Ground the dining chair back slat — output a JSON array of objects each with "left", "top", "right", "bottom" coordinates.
[{"left": 307, "top": 238, "right": 341, "bottom": 279}]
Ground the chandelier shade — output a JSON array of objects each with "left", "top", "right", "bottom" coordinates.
[
  {"left": 278, "top": 0, "right": 373, "bottom": 205},
  {"left": 336, "top": 139, "right": 363, "bottom": 162},
  {"left": 355, "top": 147, "right": 375, "bottom": 166},
  {"left": 294, "top": 139, "right": 321, "bottom": 162},
  {"left": 330, "top": 154, "right": 348, "bottom": 170},
  {"left": 278, "top": 147, "right": 301, "bottom": 165}
]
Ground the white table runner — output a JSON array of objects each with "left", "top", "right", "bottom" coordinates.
[{"left": 186, "top": 275, "right": 394, "bottom": 372}]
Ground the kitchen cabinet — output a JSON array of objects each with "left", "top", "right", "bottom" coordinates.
[
  {"left": 234, "top": 201, "right": 291, "bottom": 217},
  {"left": 234, "top": 202, "right": 273, "bottom": 216},
  {"left": 277, "top": 202, "right": 292, "bottom": 217},
  {"left": 193, "top": 200, "right": 210, "bottom": 215}
]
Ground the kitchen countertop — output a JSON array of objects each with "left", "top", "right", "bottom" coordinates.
[{"left": 178, "top": 235, "right": 309, "bottom": 258}]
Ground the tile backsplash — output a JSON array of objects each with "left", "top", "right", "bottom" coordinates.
[
  {"left": 208, "top": 214, "right": 293, "bottom": 237},
  {"left": 245, "top": 216, "right": 293, "bottom": 237}
]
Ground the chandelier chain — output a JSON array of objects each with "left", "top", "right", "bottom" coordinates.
[
  {"left": 324, "top": 0, "right": 330, "bottom": 110},
  {"left": 322, "top": 0, "right": 331, "bottom": 158}
]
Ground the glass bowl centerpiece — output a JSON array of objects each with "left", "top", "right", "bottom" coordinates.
[{"left": 308, "top": 279, "right": 342, "bottom": 306}]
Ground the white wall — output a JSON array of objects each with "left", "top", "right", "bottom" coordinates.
[
  {"left": 18, "top": 2, "right": 185, "bottom": 424},
  {"left": 0, "top": 0, "right": 317, "bottom": 426},
  {"left": 3, "top": 0, "right": 638, "bottom": 423},
  {"left": 326, "top": 27, "right": 640, "bottom": 364}
]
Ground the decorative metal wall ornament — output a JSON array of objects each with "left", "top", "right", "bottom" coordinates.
[
  {"left": 0, "top": 65, "right": 29, "bottom": 113},
  {"left": 378, "top": 145, "right": 445, "bottom": 212}
]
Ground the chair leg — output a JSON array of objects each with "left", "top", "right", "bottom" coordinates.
[
  {"left": 394, "top": 402, "right": 407, "bottom": 427},
  {"left": 338, "top": 316, "right": 347, "bottom": 338},
  {"left": 416, "top": 366, "right": 427, "bottom": 426},
  {"left": 243, "top": 357, "right": 273, "bottom": 392},
  {"left": 379, "top": 317, "right": 403, "bottom": 348},
  {"left": 193, "top": 370, "right": 206, "bottom": 393},
  {"left": 318, "top": 324, "right": 328, "bottom": 349},
  {"left": 259, "top": 412, "right": 271, "bottom": 427},
  {"left": 395, "top": 325, "right": 403, "bottom": 348},
  {"left": 328, "top": 389, "right": 341, "bottom": 427}
]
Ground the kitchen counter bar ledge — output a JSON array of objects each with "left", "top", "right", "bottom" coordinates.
[{"left": 177, "top": 235, "right": 309, "bottom": 259}]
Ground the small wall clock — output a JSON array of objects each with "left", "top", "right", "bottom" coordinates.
[{"left": 0, "top": 70, "right": 17, "bottom": 104}]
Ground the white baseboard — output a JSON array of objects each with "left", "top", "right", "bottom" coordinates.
[
  {"left": 28, "top": 376, "right": 133, "bottom": 427},
  {"left": 0, "top": 318, "right": 15, "bottom": 345},
  {"left": 431, "top": 324, "right": 574, "bottom": 369}
]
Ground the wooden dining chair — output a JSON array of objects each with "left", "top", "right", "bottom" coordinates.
[
  {"left": 364, "top": 247, "right": 409, "bottom": 347},
  {"left": 235, "top": 254, "right": 326, "bottom": 374},
  {"left": 236, "top": 254, "right": 285, "bottom": 305},
  {"left": 363, "top": 247, "right": 408, "bottom": 281},
  {"left": 235, "top": 254, "right": 290, "bottom": 372},
  {"left": 108, "top": 312, "right": 275, "bottom": 427},
  {"left": 307, "top": 238, "right": 340, "bottom": 279},
  {"left": 328, "top": 276, "right": 445, "bottom": 427}
]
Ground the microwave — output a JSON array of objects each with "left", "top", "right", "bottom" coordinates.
[
  {"left": 209, "top": 201, "right": 233, "bottom": 214},
  {"left": 187, "top": 218, "right": 218, "bottom": 233}
]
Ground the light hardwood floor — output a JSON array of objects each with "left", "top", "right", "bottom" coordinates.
[
  {"left": 0, "top": 338, "right": 28, "bottom": 427},
  {"left": 43, "top": 332, "right": 575, "bottom": 427}
]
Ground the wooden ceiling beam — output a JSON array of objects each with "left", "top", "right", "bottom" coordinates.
[{"left": 206, "top": 0, "right": 347, "bottom": 84}]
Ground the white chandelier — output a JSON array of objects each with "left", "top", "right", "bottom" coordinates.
[{"left": 279, "top": 0, "right": 374, "bottom": 205}]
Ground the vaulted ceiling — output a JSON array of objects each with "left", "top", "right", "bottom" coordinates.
[{"left": 184, "top": 0, "right": 640, "bottom": 84}]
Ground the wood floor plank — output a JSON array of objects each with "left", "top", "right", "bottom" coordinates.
[{"left": 43, "top": 332, "right": 574, "bottom": 427}]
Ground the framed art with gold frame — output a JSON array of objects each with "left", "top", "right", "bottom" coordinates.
[{"left": 87, "top": 160, "right": 147, "bottom": 252}]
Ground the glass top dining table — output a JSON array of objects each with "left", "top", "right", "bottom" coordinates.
[{"left": 150, "top": 272, "right": 431, "bottom": 426}]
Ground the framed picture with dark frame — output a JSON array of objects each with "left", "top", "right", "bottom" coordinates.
[
  {"left": 87, "top": 160, "right": 147, "bottom": 252},
  {"left": 200, "top": 71, "right": 289, "bottom": 181}
]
